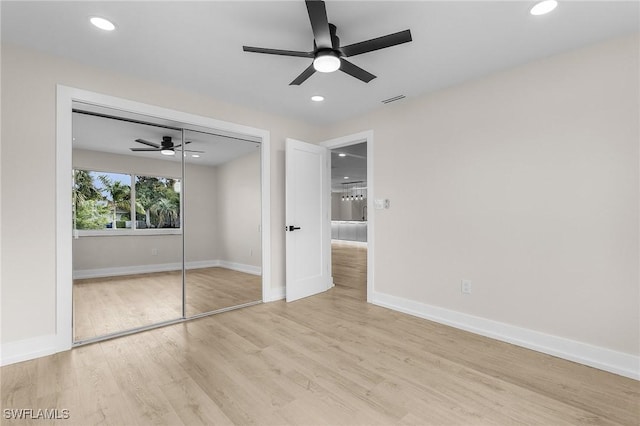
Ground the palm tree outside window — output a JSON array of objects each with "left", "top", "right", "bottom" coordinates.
[{"left": 73, "top": 169, "right": 180, "bottom": 232}]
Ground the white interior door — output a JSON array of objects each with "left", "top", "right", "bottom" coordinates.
[{"left": 285, "top": 138, "right": 331, "bottom": 302}]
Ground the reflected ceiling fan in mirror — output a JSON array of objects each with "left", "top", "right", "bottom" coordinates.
[
  {"left": 242, "top": 0, "right": 412, "bottom": 85},
  {"left": 130, "top": 136, "right": 204, "bottom": 156}
]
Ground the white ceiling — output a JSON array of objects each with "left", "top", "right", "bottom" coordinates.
[{"left": 2, "top": 1, "right": 638, "bottom": 126}]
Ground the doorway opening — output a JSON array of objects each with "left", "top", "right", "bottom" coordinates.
[{"left": 321, "top": 131, "right": 373, "bottom": 302}]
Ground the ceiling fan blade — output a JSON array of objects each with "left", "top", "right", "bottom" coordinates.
[
  {"left": 135, "top": 138, "right": 161, "bottom": 148},
  {"left": 290, "top": 63, "right": 316, "bottom": 85},
  {"left": 339, "top": 59, "right": 376, "bottom": 83},
  {"left": 130, "top": 148, "right": 161, "bottom": 151},
  {"left": 341, "top": 29, "right": 412, "bottom": 57},
  {"left": 182, "top": 149, "right": 206, "bottom": 153},
  {"left": 243, "top": 46, "right": 314, "bottom": 58},
  {"left": 306, "top": 0, "right": 332, "bottom": 49},
  {"left": 172, "top": 141, "right": 194, "bottom": 149}
]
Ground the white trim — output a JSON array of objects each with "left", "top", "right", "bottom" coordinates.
[
  {"left": 267, "top": 286, "right": 286, "bottom": 302},
  {"left": 371, "top": 291, "right": 640, "bottom": 380},
  {"left": 261, "top": 129, "right": 271, "bottom": 303},
  {"left": 57, "top": 85, "right": 271, "bottom": 357},
  {"left": 320, "top": 130, "right": 374, "bottom": 303},
  {"left": 1, "top": 334, "right": 60, "bottom": 366},
  {"left": 56, "top": 86, "right": 74, "bottom": 355}
]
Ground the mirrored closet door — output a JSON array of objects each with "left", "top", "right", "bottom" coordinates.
[
  {"left": 71, "top": 104, "right": 262, "bottom": 344},
  {"left": 183, "top": 129, "right": 262, "bottom": 317}
]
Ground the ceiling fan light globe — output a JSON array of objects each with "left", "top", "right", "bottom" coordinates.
[
  {"left": 313, "top": 53, "right": 340, "bottom": 73},
  {"left": 161, "top": 149, "right": 175, "bottom": 156}
]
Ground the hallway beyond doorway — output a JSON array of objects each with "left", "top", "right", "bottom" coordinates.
[{"left": 331, "top": 241, "right": 367, "bottom": 301}]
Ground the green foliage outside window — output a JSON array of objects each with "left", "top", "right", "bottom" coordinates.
[
  {"left": 73, "top": 169, "right": 180, "bottom": 231},
  {"left": 135, "top": 176, "right": 181, "bottom": 228}
]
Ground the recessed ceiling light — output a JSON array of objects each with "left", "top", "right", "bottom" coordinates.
[
  {"left": 191, "top": 154, "right": 200, "bottom": 158},
  {"left": 530, "top": 0, "right": 558, "bottom": 16},
  {"left": 90, "top": 16, "right": 116, "bottom": 31},
  {"left": 338, "top": 153, "right": 346, "bottom": 157},
  {"left": 311, "top": 95, "right": 324, "bottom": 102},
  {"left": 344, "top": 176, "right": 349, "bottom": 179}
]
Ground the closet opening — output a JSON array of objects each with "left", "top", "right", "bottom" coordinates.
[{"left": 69, "top": 100, "right": 266, "bottom": 345}]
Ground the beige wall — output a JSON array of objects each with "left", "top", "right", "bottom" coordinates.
[
  {"left": 0, "top": 44, "right": 318, "bottom": 342},
  {"left": 2, "top": 34, "right": 638, "bottom": 362},
  {"left": 320, "top": 35, "right": 640, "bottom": 355}
]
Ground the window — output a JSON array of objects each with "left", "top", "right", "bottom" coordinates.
[
  {"left": 134, "top": 176, "right": 181, "bottom": 229},
  {"left": 73, "top": 169, "right": 180, "bottom": 234}
]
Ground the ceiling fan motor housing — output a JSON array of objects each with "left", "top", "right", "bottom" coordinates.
[{"left": 161, "top": 136, "right": 174, "bottom": 148}]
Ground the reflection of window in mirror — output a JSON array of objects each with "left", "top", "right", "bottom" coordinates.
[{"left": 73, "top": 169, "right": 181, "bottom": 234}]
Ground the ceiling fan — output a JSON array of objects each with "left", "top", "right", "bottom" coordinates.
[
  {"left": 243, "top": 0, "right": 412, "bottom": 85},
  {"left": 130, "top": 136, "right": 204, "bottom": 156}
]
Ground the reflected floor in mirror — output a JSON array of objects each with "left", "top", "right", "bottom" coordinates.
[{"left": 73, "top": 268, "right": 261, "bottom": 341}]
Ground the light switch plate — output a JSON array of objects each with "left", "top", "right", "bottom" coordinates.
[{"left": 374, "top": 199, "right": 390, "bottom": 209}]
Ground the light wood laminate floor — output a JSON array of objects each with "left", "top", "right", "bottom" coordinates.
[
  {"left": 73, "top": 268, "right": 261, "bottom": 341},
  {"left": 3, "top": 286, "right": 638, "bottom": 425},
  {"left": 332, "top": 241, "right": 367, "bottom": 301}
]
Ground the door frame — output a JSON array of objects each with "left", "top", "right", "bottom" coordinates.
[
  {"left": 319, "top": 130, "right": 374, "bottom": 302},
  {"left": 56, "top": 85, "right": 271, "bottom": 351}
]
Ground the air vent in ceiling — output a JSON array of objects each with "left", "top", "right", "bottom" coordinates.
[{"left": 381, "top": 95, "right": 406, "bottom": 104}]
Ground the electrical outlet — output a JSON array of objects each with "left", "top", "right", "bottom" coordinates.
[
  {"left": 151, "top": 248, "right": 158, "bottom": 256},
  {"left": 461, "top": 279, "right": 472, "bottom": 294}
]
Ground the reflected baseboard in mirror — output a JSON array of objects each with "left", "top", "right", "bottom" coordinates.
[{"left": 73, "top": 267, "right": 262, "bottom": 342}]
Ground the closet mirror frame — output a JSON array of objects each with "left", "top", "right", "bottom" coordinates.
[{"left": 57, "top": 86, "right": 271, "bottom": 349}]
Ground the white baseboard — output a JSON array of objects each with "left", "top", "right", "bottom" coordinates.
[
  {"left": 218, "top": 260, "right": 262, "bottom": 276},
  {"left": 266, "top": 281, "right": 334, "bottom": 302},
  {"left": 73, "top": 260, "right": 262, "bottom": 279},
  {"left": 267, "top": 286, "right": 285, "bottom": 302},
  {"left": 371, "top": 291, "right": 639, "bottom": 380},
  {"left": 1, "top": 334, "right": 63, "bottom": 366}
]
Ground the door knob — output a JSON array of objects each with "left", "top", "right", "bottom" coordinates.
[{"left": 287, "top": 226, "right": 301, "bottom": 231}]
